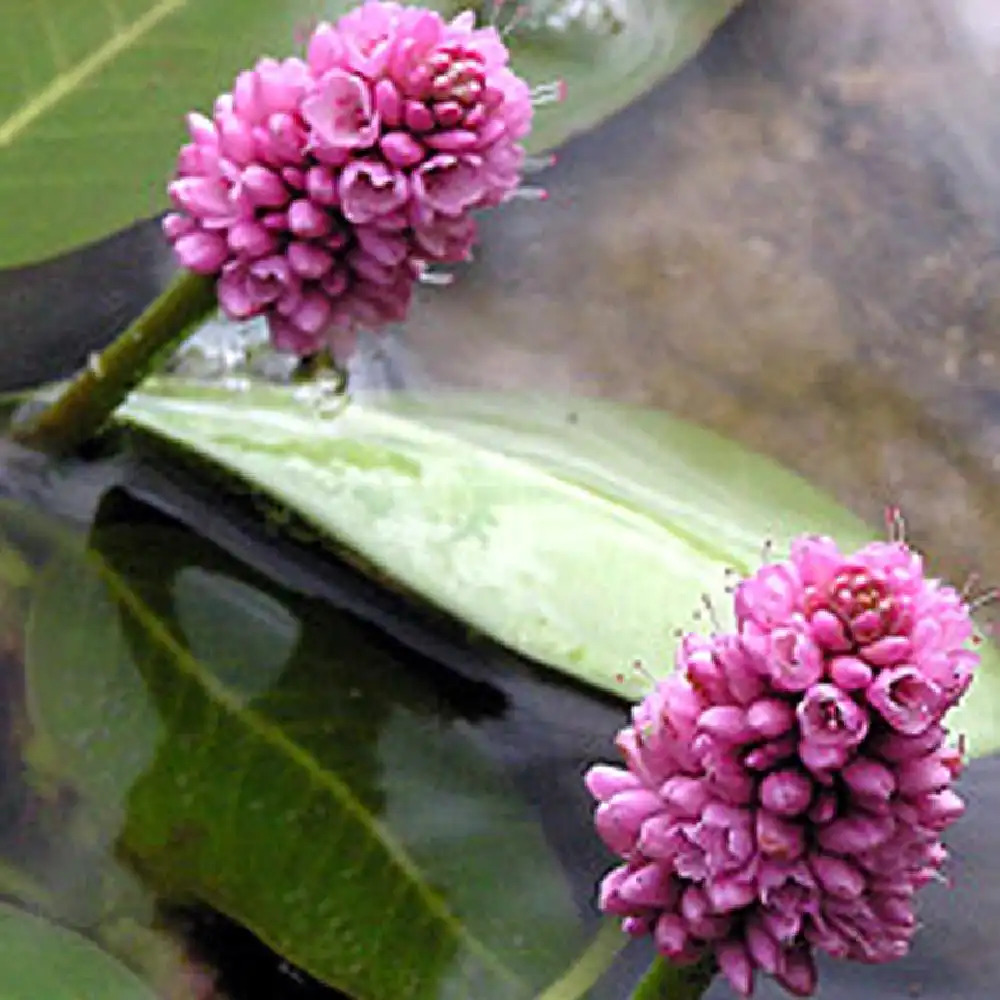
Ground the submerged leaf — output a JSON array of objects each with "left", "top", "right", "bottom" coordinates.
[
  {"left": 25, "top": 528, "right": 604, "bottom": 1000},
  {"left": 0, "top": 0, "right": 740, "bottom": 267},
  {"left": 0, "top": 900, "right": 156, "bottom": 999},
  {"left": 116, "top": 381, "right": 1000, "bottom": 756}
]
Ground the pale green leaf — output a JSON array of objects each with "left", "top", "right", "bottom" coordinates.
[{"left": 116, "top": 381, "right": 1000, "bottom": 757}]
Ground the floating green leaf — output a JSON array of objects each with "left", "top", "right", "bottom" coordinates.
[
  {"left": 116, "top": 380, "right": 1000, "bottom": 756},
  {"left": 118, "top": 380, "right": 874, "bottom": 699},
  {"left": 0, "top": 0, "right": 741, "bottom": 267},
  {"left": 0, "top": 900, "right": 156, "bottom": 1000},
  {"left": 26, "top": 528, "right": 607, "bottom": 1000}
]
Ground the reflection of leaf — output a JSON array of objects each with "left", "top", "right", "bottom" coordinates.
[
  {"left": 25, "top": 527, "right": 603, "bottom": 1000},
  {"left": 0, "top": 0, "right": 740, "bottom": 267},
  {"left": 117, "top": 382, "right": 1000, "bottom": 757},
  {"left": 0, "top": 900, "right": 156, "bottom": 999}
]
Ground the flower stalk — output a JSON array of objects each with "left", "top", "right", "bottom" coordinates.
[
  {"left": 10, "top": 270, "right": 216, "bottom": 456},
  {"left": 629, "top": 956, "right": 716, "bottom": 1000}
]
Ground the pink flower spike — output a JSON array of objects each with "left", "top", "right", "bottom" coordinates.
[
  {"left": 698, "top": 706, "right": 755, "bottom": 744},
  {"left": 809, "top": 608, "right": 852, "bottom": 652},
  {"left": 163, "top": 0, "right": 545, "bottom": 360},
  {"left": 756, "top": 810, "right": 806, "bottom": 861},
  {"left": 594, "top": 790, "right": 663, "bottom": 855},
  {"left": 810, "top": 853, "right": 866, "bottom": 899},
  {"left": 895, "top": 753, "right": 952, "bottom": 797},
  {"left": 587, "top": 529, "right": 980, "bottom": 997},
  {"left": 861, "top": 635, "right": 913, "bottom": 667}
]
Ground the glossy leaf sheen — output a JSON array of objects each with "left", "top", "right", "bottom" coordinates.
[
  {"left": 123, "top": 382, "right": 1000, "bottom": 753},
  {"left": 118, "top": 379, "right": 1000, "bottom": 758},
  {"left": 25, "top": 533, "right": 596, "bottom": 999},
  {"left": 0, "top": 0, "right": 741, "bottom": 267},
  {"left": 0, "top": 901, "right": 156, "bottom": 999}
]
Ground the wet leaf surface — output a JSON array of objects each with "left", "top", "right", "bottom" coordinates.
[{"left": 116, "top": 380, "right": 1000, "bottom": 757}]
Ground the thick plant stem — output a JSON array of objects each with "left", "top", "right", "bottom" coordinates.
[
  {"left": 630, "top": 955, "right": 717, "bottom": 1000},
  {"left": 11, "top": 270, "right": 216, "bottom": 456}
]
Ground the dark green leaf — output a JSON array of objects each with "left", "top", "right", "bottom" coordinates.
[
  {"left": 116, "top": 381, "right": 1000, "bottom": 756},
  {"left": 0, "top": 0, "right": 740, "bottom": 267},
  {"left": 25, "top": 529, "right": 607, "bottom": 999},
  {"left": 0, "top": 900, "right": 156, "bottom": 999}
]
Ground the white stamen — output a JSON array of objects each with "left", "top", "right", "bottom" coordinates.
[
  {"left": 504, "top": 184, "right": 547, "bottom": 202},
  {"left": 523, "top": 153, "right": 557, "bottom": 174},
  {"left": 530, "top": 81, "right": 566, "bottom": 105},
  {"left": 884, "top": 504, "right": 907, "bottom": 543},
  {"left": 417, "top": 269, "right": 455, "bottom": 286},
  {"left": 760, "top": 538, "right": 774, "bottom": 565},
  {"left": 968, "top": 588, "right": 999, "bottom": 612},
  {"left": 701, "top": 594, "right": 723, "bottom": 633}
]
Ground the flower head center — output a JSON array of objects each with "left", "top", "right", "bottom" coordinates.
[
  {"left": 429, "top": 47, "right": 485, "bottom": 104},
  {"left": 810, "top": 567, "right": 899, "bottom": 643}
]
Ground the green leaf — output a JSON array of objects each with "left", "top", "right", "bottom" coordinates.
[
  {"left": 0, "top": 0, "right": 740, "bottom": 267},
  {"left": 0, "top": 900, "right": 156, "bottom": 999},
  {"left": 25, "top": 528, "right": 608, "bottom": 1000},
  {"left": 116, "top": 381, "right": 1000, "bottom": 757}
]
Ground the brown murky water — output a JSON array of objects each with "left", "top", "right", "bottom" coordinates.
[{"left": 403, "top": 0, "right": 1000, "bottom": 593}]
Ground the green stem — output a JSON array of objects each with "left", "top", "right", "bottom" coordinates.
[
  {"left": 10, "top": 270, "right": 216, "bottom": 456},
  {"left": 629, "top": 955, "right": 717, "bottom": 1000}
]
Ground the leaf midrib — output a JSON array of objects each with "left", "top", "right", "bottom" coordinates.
[
  {"left": 96, "top": 556, "right": 524, "bottom": 991},
  {"left": 0, "top": 0, "right": 189, "bottom": 148}
]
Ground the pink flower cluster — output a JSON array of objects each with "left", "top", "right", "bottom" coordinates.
[
  {"left": 163, "top": 1, "right": 543, "bottom": 357},
  {"left": 587, "top": 534, "right": 981, "bottom": 996}
]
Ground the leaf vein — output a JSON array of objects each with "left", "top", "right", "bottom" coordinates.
[{"left": 0, "top": 0, "right": 189, "bottom": 148}]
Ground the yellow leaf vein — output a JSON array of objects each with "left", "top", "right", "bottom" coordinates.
[{"left": 0, "top": 0, "right": 188, "bottom": 148}]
